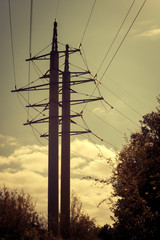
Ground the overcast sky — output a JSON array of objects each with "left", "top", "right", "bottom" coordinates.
[{"left": 0, "top": 0, "right": 160, "bottom": 226}]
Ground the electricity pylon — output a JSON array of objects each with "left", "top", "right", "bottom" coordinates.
[
  {"left": 61, "top": 44, "right": 71, "bottom": 238},
  {"left": 12, "top": 20, "right": 103, "bottom": 238},
  {"left": 48, "top": 21, "right": 59, "bottom": 235}
]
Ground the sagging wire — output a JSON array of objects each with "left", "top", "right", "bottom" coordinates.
[
  {"left": 78, "top": 48, "right": 140, "bottom": 129},
  {"left": 16, "top": 77, "right": 41, "bottom": 90},
  {"left": 85, "top": 107, "right": 124, "bottom": 136},
  {"left": 8, "top": 1, "right": 29, "bottom": 119},
  {"left": 18, "top": 92, "right": 47, "bottom": 122},
  {"left": 70, "top": 62, "right": 90, "bottom": 72},
  {"left": 78, "top": 45, "right": 90, "bottom": 72},
  {"left": 80, "top": 113, "right": 118, "bottom": 167},
  {"left": 33, "top": 43, "right": 52, "bottom": 58},
  {"left": 71, "top": 150, "right": 111, "bottom": 170},
  {"left": 8, "top": 0, "right": 16, "bottom": 87},
  {"left": 106, "top": 76, "right": 150, "bottom": 112},
  {"left": 99, "top": 0, "right": 147, "bottom": 82},
  {"left": 32, "top": 61, "right": 49, "bottom": 83},
  {"left": 80, "top": 0, "right": 97, "bottom": 44},
  {"left": 101, "top": 82, "right": 142, "bottom": 117},
  {"left": 31, "top": 125, "right": 48, "bottom": 146},
  {"left": 28, "top": 0, "right": 33, "bottom": 122},
  {"left": 77, "top": 0, "right": 147, "bottom": 115},
  {"left": 96, "top": 0, "right": 136, "bottom": 75},
  {"left": 95, "top": 81, "right": 140, "bottom": 128}
]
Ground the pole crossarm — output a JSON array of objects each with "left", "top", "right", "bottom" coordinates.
[
  {"left": 24, "top": 114, "right": 80, "bottom": 126},
  {"left": 41, "top": 130, "right": 91, "bottom": 138},
  {"left": 24, "top": 117, "right": 49, "bottom": 125},
  {"left": 25, "top": 49, "right": 80, "bottom": 62},
  {"left": 59, "top": 97, "right": 103, "bottom": 106},
  {"left": 11, "top": 83, "right": 49, "bottom": 92},
  {"left": 26, "top": 53, "right": 50, "bottom": 61},
  {"left": 40, "top": 71, "right": 91, "bottom": 80},
  {"left": 70, "top": 71, "right": 90, "bottom": 77},
  {"left": 26, "top": 103, "right": 49, "bottom": 108},
  {"left": 66, "top": 130, "right": 91, "bottom": 135}
]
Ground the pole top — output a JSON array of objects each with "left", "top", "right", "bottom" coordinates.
[
  {"left": 52, "top": 20, "right": 58, "bottom": 51},
  {"left": 64, "top": 44, "right": 69, "bottom": 72}
]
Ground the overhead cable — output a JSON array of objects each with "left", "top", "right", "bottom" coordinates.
[
  {"left": 100, "top": 0, "right": 147, "bottom": 81},
  {"left": 80, "top": 0, "right": 96, "bottom": 44},
  {"left": 71, "top": 150, "right": 110, "bottom": 169},
  {"left": 114, "top": 108, "right": 139, "bottom": 128},
  {"left": 33, "top": 43, "right": 52, "bottom": 58},
  {"left": 80, "top": 0, "right": 147, "bottom": 113},
  {"left": 96, "top": 0, "right": 136, "bottom": 75},
  {"left": 8, "top": 0, "right": 16, "bottom": 87},
  {"left": 101, "top": 82, "right": 142, "bottom": 116},
  {"left": 31, "top": 125, "right": 48, "bottom": 145},
  {"left": 81, "top": 115, "right": 119, "bottom": 150},
  {"left": 28, "top": 0, "right": 33, "bottom": 120},
  {"left": 29, "top": 0, "right": 33, "bottom": 58},
  {"left": 104, "top": 75, "right": 150, "bottom": 112},
  {"left": 96, "top": 84, "right": 140, "bottom": 127},
  {"left": 81, "top": 116, "right": 116, "bottom": 164},
  {"left": 86, "top": 107, "right": 124, "bottom": 135}
]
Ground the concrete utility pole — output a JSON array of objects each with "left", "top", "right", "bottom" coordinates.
[
  {"left": 61, "top": 44, "right": 71, "bottom": 238},
  {"left": 48, "top": 21, "right": 59, "bottom": 236}
]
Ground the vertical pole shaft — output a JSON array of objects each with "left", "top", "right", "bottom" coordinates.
[
  {"left": 48, "top": 21, "right": 59, "bottom": 236},
  {"left": 61, "top": 44, "right": 70, "bottom": 238}
]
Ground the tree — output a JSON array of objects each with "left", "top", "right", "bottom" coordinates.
[
  {"left": 70, "top": 191, "right": 100, "bottom": 240},
  {"left": 0, "top": 186, "right": 100, "bottom": 240},
  {"left": 98, "top": 224, "right": 113, "bottom": 240},
  {"left": 0, "top": 186, "right": 54, "bottom": 240},
  {"left": 111, "top": 98, "right": 160, "bottom": 240}
]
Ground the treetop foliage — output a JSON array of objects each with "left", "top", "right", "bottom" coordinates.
[
  {"left": 110, "top": 97, "right": 160, "bottom": 240},
  {"left": 0, "top": 187, "right": 100, "bottom": 240}
]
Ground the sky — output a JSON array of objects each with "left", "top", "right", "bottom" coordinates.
[{"left": 0, "top": 0, "right": 160, "bottom": 227}]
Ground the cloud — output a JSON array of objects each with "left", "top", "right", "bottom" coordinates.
[
  {"left": 0, "top": 170, "right": 47, "bottom": 214},
  {"left": 0, "top": 145, "right": 48, "bottom": 174},
  {"left": 71, "top": 178, "right": 114, "bottom": 226},
  {"left": 92, "top": 107, "right": 105, "bottom": 114},
  {"left": 138, "top": 28, "right": 160, "bottom": 38},
  {"left": 0, "top": 136, "right": 116, "bottom": 226},
  {"left": 0, "top": 134, "right": 18, "bottom": 148}
]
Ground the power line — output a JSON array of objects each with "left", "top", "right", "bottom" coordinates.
[
  {"left": 8, "top": 0, "right": 16, "bottom": 87},
  {"left": 18, "top": 91, "right": 46, "bottom": 120},
  {"left": 71, "top": 149, "right": 113, "bottom": 170},
  {"left": 96, "top": 0, "right": 136, "bottom": 75},
  {"left": 29, "top": 0, "right": 33, "bottom": 58},
  {"left": 79, "top": 0, "right": 147, "bottom": 114},
  {"left": 80, "top": 0, "right": 97, "bottom": 44},
  {"left": 31, "top": 125, "right": 48, "bottom": 145},
  {"left": 28, "top": 0, "right": 33, "bottom": 121},
  {"left": 103, "top": 75, "right": 150, "bottom": 112},
  {"left": 8, "top": 0, "right": 33, "bottom": 121},
  {"left": 80, "top": 114, "right": 119, "bottom": 150},
  {"left": 81, "top": 117, "right": 118, "bottom": 166},
  {"left": 80, "top": 46, "right": 90, "bottom": 72},
  {"left": 85, "top": 107, "right": 124, "bottom": 135},
  {"left": 34, "top": 43, "right": 52, "bottom": 58},
  {"left": 96, "top": 85, "right": 140, "bottom": 127},
  {"left": 32, "top": 61, "right": 49, "bottom": 82},
  {"left": 100, "top": 0, "right": 147, "bottom": 81},
  {"left": 101, "top": 82, "right": 142, "bottom": 117},
  {"left": 114, "top": 107, "right": 139, "bottom": 128}
]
